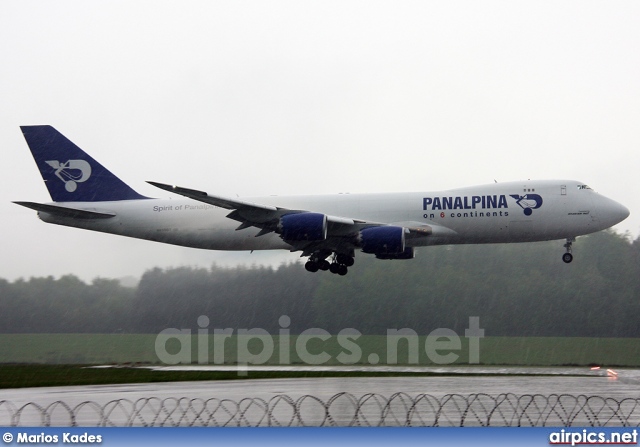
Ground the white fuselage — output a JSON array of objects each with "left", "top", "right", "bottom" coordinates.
[{"left": 37, "top": 180, "right": 629, "bottom": 252}]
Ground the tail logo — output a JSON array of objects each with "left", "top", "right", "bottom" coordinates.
[
  {"left": 45, "top": 160, "right": 92, "bottom": 192},
  {"left": 509, "top": 194, "right": 543, "bottom": 216}
]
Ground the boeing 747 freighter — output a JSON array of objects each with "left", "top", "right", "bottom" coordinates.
[{"left": 14, "top": 126, "right": 630, "bottom": 275}]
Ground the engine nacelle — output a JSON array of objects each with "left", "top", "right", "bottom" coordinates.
[
  {"left": 279, "top": 212, "right": 327, "bottom": 241},
  {"left": 375, "top": 247, "right": 415, "bottom": 260},
  {"left": 359, "top": 226, "right": 405, "bottom": 255}
]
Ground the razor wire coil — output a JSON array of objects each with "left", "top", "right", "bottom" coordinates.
[{"left": 1, "top": 393, "right": 639, "bottom": 427}]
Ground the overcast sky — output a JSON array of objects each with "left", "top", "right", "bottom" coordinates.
[{"left": 2, "top": 1, "right": 639, "bottom": 282}]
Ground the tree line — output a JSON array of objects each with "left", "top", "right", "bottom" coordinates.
[{"left": 1, "top": 230, "right": 639, "bottom": 337}]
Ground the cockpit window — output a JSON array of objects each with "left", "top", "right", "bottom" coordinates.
[{"left": 577, "top": 184, "right": 592, "bottom": 190}]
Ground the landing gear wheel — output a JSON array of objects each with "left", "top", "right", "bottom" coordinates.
[
  {"left": 338, "top": 264, "right": 348, "bottom": 276},
  {"left": 318, "top": 260, "right": 330, "bottom": 271},
  {"left": 329, "top": 263, "right": 341, "bottom": 274},
  {"left": 336, "top": 253, "right": 354, "bottom": 267},
  {"left": 562, "top": 237, "right": 575, "bottom": 264},
  {"left": 305, "top": 261, "right": 319, "bottom": 272}
]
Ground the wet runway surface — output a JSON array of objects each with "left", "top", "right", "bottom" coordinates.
[
  {"left": 0, "top": 366, "right": 640, "bottom": 426},
  {"left": 3, "top": 366, "right": 640, "bottom": 406},
  {"left": 0, "top": 366, "right": 640, "bottom": 427}
]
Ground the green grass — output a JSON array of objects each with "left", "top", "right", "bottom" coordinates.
[
  {"left": 0, "top": 334, "right": 158, "bottom": 364},
  {"left": 1, "top": 334, "right": 639, "bottom": 367},
  {"left": 1, "top": 334, "right": 636, "bottom": 389},
  {"left": 0, "top": 364, "right": 594, "bottom": 389}
]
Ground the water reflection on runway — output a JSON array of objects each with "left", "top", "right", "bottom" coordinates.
[{"left": 2, "top": 366, "right": 639, "bottom": 408}]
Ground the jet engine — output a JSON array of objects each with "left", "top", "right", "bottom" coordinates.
[
  {"left": 279, "top": 212, "right": 327, "bottom": 241},
  {"left": 358, "top": 226, "right": 405, "bottom": 255}
]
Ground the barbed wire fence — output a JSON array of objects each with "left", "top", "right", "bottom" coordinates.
[{"left": 1, "top": 393, "right": 640, "bottom": 427}]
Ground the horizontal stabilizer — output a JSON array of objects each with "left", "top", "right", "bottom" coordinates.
[{"left": 13, "top": 201, "right": 116, "bottom": 219}]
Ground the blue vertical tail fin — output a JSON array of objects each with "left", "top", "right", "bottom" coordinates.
[{"left": 21, "top": 125, "right": 149, "bottom": 202}]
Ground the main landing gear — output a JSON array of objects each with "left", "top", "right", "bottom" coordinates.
[
  {"left": 304, "top": 258, "right": 329, "bottom": 272},
  {"left": 562, "top": 238, "right": 575, "bottom": 263},
  {"left": 305, "top": 252, "right": 354, "bottom": 275}
]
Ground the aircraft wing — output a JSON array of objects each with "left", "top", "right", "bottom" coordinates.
[
  {"left": 147, "top": 181, "right": 452, "bottom": 257},
  {"left": 147, "top": 182, "right": 277, "bottom": 212},
  {"left": 147, "top": 181, "right": 368, "bottom": 232},
  {"left": 147, "top": 182, "right": 283, "bottom": 231}
]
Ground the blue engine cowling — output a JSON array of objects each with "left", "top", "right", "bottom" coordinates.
[
  {"left": 359, "top": 226, "right": 405, "bottom": 255},
  {"left": 279, "top": 212, "right": 327, "bottom": 241}
]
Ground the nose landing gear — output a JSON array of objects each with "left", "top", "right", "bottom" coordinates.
[{"left": 562, "top": 238, "right": 575, "bottom": 263}]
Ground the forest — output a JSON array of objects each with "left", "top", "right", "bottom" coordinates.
[{"left": 1, "top": 230, "right": 638, "bottom": 337}]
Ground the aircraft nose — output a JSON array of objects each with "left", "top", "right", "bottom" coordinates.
[
  {"left": 619, "top": 202, "right": 631, "bottom": 223},
  {"left": 600, "top": 196, "right": 630, "bottom": 226}
]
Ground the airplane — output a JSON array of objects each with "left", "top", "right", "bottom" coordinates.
[{"left": 14, "top": 125, "right": 630, "bottom": 276}]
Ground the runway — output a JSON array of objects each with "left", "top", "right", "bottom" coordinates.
[
  {"left": 3, "top": 366, "right": 640, "bottom": 406},
  {"left": 2, "top": 366, "right": 639, "bottom": 426}
]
